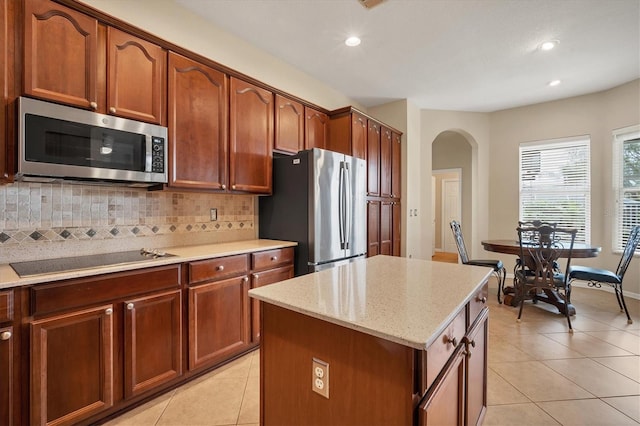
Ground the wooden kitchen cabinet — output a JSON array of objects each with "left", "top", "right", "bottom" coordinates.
[
  {"left": 304, "top": 106, "right": 328, "bottom": 150},
  {"left": 393, "top": 201, "right": 402, "bottom": 256},
  {"left": 24, "top": 0, "right": 166, "bottom": 124},
  {"left": 392, "top": 131, "right": 402, "bottom": 199},
  {"left": 229, "top": 77, "right": 273, "bottom": 194},
  {"left": 274, "top": 94, "right": 304, "bottom": 154},
  {"left": 367, "top": 120, "right": 381, "bottom": 197},
  {"left": 0, "top": 325, "right": 13, "bottom": 426},
  {"left": 124, "top": 290, "right": 182, "bottom": 398},
  {"left": 107, "top": 27, "right": 166, "bottom": 124},
  {"left": 380, "top": 200, "right": 393, "bottom": 255},
  {"left": 381, "top": 127, "right": 393, "bottom": 198},
  {"left": 0, "top": 0, "right": 15, "bottom": 183},
  {"left": 327, "top": 107, "right": 367, "bottom": 159},
  {"left": 30, "top": 304, "right": 115, "bottom": 426},
  {"left": 167, "top": 52, "right": 228, "bottom": 190},
  {"left": 367, "top": 200, "right": 380, "bottom": 257},
  {"left": 419, "top": 345, "right": 465, "bottom": 425}
]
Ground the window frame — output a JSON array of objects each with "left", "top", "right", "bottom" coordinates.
[
  {"left": 519, "top": 135, "right": 591, "bottom": 244},
  {"left": 612, "top": 124, "right": 640, "bottom": 254}
]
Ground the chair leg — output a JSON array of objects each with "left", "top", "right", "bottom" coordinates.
[
  {"left": 496, "top": 269, "right": 503, "bottom": 304},
  {"left": 617, "top": 285, "right": 633, "bottom": 324},
  {"left": 561, "top": 289, "right": 573, "bottom": 333},
  {"left": 613, "top": 286, "right": 625, "bottom": 312},
  {"left": 499, "top": 267, "right": 506, "bottom": 304},
  {"left": 517, "top": 284, "right": 525, "bottom": 322}
]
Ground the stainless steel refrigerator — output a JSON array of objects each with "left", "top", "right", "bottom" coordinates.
[{"left": 259, "top": 148, "right": 367, "bottom": 276}]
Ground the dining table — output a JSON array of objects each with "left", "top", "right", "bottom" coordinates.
[{"left": 481, "top": 239, "right": 601, "bottom": 315}]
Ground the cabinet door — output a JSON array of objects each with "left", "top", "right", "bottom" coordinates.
[
  {"left": 419, "top": 345, "right": 465, "bottom": 426},
  {"left": 188, "top": 275, "right": 250, "bottom": 370},
  {"left": 0, "top": 0, "right": 13, "bottom": 182},
  {"left": 380, "top": 127, "right": 393, "bottom": 198},
  {"left": 367, "top": 200, "right": 380, "bottom": 257},
  {"left": 168, "top": 52, "right": 228, "bottom": 190},
  {"left": 229, "top": 77, "right": 273, "bottom": 193},
  {"left": 391, "top": 132, "right": 401, "bottom": 199},
  {"left": 107, "top": 27, "right": 166, "bottom": 124},
  {"left": 251, "top": 265, "right": 294, "bottom": 342},
  {"left": 24, "top": 0, "right": 99, "bottom": 109},
  {"left": 0, "top": 326, "right": 12, "bottom": 426},
  {"left": 124, "top": 290, "right": 182, "bottom": 399},
  {"left": 304, "top": 106, "right": 328, "bottom": 150},
  {"left": 31, "top": 305, "right": 114, "bottom": 425},
  {"left": 367, "top": 120, "right": 381, "bottom": 196},
  {"left": 351, "top": 112, "right": 367, "bottom": 160},
  {"left": 392, "top": 201, "right": 401, "bottom": 257},
  {"left": 380, "top": 200, "right": 393, "bottom": 255},
  {"left": 465, "top": 308, "right": 488, "bottom": 426},
  {"left": 274, "top": 94, "right": 304, "bottom": 154}
]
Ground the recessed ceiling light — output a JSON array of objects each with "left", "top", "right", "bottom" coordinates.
[
  {"left": 539, "top": 40, "right": 559, "bottom": 51},
  {"left": 345, "top": 36, "right": 361, "bottom": 47},
  {"left": 548, "top": 79, "right": 562, "bottom": 87}
]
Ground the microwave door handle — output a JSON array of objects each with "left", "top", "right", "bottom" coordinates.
[{"left": 145, "top": 135, "right": 153, "bottom": 172}]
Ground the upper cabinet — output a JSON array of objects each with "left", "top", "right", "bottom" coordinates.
[
  {"left": 367, "top": 120, "right": 381, "bottom": 197},
  {"left": 0, "top": 0, "right": 15, "bottom": 183},
  {"left": 274, "top": 94, "right": 304, "bottom": 154},
  {"left": 327, "top": 108, "right": 367, "bottom": 159},
  {"left": 304, "top": 106, "right": 328, "bottom": 150},
  {"left": 24, "top": 0, "right": 166, "bottom": 124},
  {"left": 391, "top": 131, "right": 401, "bottom": 199},
  {"left": 168, "top": 52, "right": 228, "bottom": 191},
  {"left": 229, "top": 77, "right": 273, "bottom": 194}
]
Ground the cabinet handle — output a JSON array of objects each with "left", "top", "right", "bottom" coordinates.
[
  {"left": 445, "top": 336, "right": 457, "bottom": 347},
  {"left": 105, "top": 308, "right": 113, "bottom": 315},
  {"left": 0, "top": 331, "right": 11, "bottom": 341},
  {"left": 476, "top": 296, "right": 487, "bottom": 304},
  {"left": 221, "top": 184, "right": 226, "bottom": 190},
  {"left": 127, "top": 303, "right": 134, "bottom": 310},
  {"left": 216, "top": 265, "right": 224, "bottom": 271},
  {"left": 90, "top": 101, "right": 98, "bottom": 110},
  {"left": 271, "top": 256, "right": 278, "bottom": 261},
  {"left": 109, "top": 107, "right": 116, "bottom": 114}
]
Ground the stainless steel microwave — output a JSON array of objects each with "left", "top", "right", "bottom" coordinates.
[{"left": 17, "top": 97, "right": 168, "bottom": 186}]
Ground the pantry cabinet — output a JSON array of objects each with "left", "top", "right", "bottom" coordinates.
[
  {"left": 229, "top": 77, "right": 274, "bottom": 194},
  {"left": 24, "top": 0, "right": 166, "bottom": 124},
  {"left": 167, "top": 52, "right": 228, "bottom": 191},
  {"left": 367, "top": 200, "right": 381, "bottom": 257}
]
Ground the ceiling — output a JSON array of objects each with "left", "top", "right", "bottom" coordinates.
[{"left": 176, "top": 0, "right": 640, "bottom": 113}]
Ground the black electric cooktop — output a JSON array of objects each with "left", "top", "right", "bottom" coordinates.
[{"left": 10, "top": 249, "right": 175, "bottom": 277}]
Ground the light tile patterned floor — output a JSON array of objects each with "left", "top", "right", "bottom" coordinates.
[{"left": 105, "top": 279, "right": 640, "bottom": 425}]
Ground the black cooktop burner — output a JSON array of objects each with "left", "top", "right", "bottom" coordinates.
[{"left": 10, "top": 249, "right": 175, "bottom": 277}]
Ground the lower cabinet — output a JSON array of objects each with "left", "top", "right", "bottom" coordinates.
[
  {"left": 250, "top": 265, "right": 293, "bottom": 342},
  {"left": 419, "top": 345, "right": 466, "bottom": 425},
  {"left": 0, "top": 325, "right": 14, "bottom": 426}
]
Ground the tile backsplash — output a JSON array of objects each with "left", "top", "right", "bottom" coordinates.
[{"left": 0, "top": 182, "right": 257, "bottom": 263}]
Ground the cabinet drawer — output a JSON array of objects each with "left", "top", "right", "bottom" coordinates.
[
  {"left": 189, "top": 254, "right": 249, "bottom": 284},
  {"left": 468, "top": 281, "right": 489, "bottom": 328},
  {"left": 252, "top": 247, "right": 294, "bottom": 271},
  {"left": 425, "top": 307, "right": 466, "bottom": 391},
  {"left": 0, "top": 290, "right": 13, "bottom": 323},
  {"left": 31, "top": 265, "right": 181, "bottom": 317}
]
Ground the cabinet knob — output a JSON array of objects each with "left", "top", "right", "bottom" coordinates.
[
  {"left": 90, "top": 101, "right": 98, "bottom": 110},
  {"left": 445, "top": 336, "right": 457, "bottom": 347},
  {"left": 127, "top": 303, "right": 134, "bottom": 310},
  {"left": 105, "top": 308, "right": 113, "bottom": 315},
  {"left": 109, "top": 107, "right": 117, "bottom": 114},
  {"left": 221, "top": 184, "right": 226, "bottom": 190},
  {"left": 0, "top": 331, "right": 11, "bottom": 341},
  {"left": 271, "top": 256, "right": 278, "bottom": 261},
  {"left": 216, "top": 265, "right": 224, "bottom": 271},
  {"left": 253, "top": 274, "right": 259, "bottom": 279},
  {"left": 244, "top": 276, "right": 249, "bottom": 282},
  {"left": 477, "top": 296, "right": 487, "bottom": 304},
  {"left": 232, "top": 185, "right": 236, "bottom": 190}
]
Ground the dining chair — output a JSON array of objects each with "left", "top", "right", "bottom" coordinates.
[
  {"left": 450, "top": 220, "right": 506, "bottom": 303},
  {"left": 515, "top": 220, "right": 559, "bottom": 276},
  {"left": 515, "top": 224, "right": 577, "bottom": 332},
  {"left": 568, "top": 224, "right": 640, "bottom": 324}
]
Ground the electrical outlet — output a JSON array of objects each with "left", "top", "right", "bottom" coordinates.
[
  {"left": 210, "top": 208, "right": 217, "bottom": 221},
  {"left": 312, "top": 358, "right": 329, "bottom": 399}
]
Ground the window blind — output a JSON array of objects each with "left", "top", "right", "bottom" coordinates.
[
  {"left": 519, "top": 136, "right": 591, "bottom": 244},
  {"left": 613, "top": 125, "right": 640, "bottom": 253}
]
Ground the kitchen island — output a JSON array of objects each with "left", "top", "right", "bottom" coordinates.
[{"left": 249, "top": 255, "right": 492, "bottom": 426}]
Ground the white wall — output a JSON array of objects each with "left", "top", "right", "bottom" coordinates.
[{"left": 490, "top": 79, "right": 640, "bottom": 296}]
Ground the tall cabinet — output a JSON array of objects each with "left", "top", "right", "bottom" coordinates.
[{"left": 330, "top": 107, "right": 402, "bottom": 258}]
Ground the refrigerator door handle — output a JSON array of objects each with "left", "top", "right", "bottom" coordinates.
[
  {"left": 344, "top": 162, "right": 351, "bottom": 249},
  {"left": 338, "top": 161, "right": 345, "bottom": 249}
]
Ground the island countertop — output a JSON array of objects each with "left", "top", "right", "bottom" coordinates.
[{"left": 249, "top": 255, "right": 492, "bottom": 350}]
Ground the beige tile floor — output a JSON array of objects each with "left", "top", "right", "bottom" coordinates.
[{"left": 105, "top": 279, "right": 640, "bottom": 425}]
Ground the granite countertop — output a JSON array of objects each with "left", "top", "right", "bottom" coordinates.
[
  {"left": 249, "top": 255, "right": 492, "bottom": 350},
  {"left": 0, "top": 239, "right": 297, "bottom": 289}
]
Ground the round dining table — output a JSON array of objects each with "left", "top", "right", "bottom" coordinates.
[{"left": 481, "top": 239, "right": 601, "bottom": 315}]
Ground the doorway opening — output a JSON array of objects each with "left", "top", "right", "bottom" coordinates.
[{"left": 432, "top": 169, "right": 461, "bottom": 262}]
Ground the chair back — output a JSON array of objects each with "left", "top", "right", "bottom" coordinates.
[
  {"left": 517, "top": 224, "right": 577, "bottom": 288},
  {"left": 449, "top": 220, "right": 470, "bottom": 264},
  {"left": 518, "top": 220, "right": 557, "bottom": 242},
  {"left": 616, "top": 225, "right": 640, "bottom": 278}
]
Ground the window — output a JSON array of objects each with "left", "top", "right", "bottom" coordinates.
[
  {"left": 519, "top": 136, "right": 591, "bottom": 243},
  {"left": 613, "top": 125, "right": 640, "bottom": 253}
]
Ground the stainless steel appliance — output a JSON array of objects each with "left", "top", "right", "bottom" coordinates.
[
  {"left": 259, "top": 148, "right": 367, "bottom": 275},
  {"left": 17, "top": 96, "right": 168, "bottom": 186}
]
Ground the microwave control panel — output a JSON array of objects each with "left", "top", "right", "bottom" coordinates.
[{"left": 151, "top": 137, "right": 165, "bottom": 173}]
